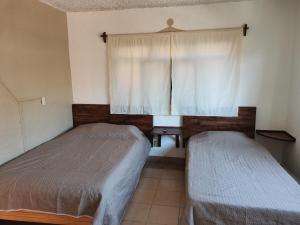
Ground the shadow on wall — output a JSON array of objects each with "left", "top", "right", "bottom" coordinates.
[
  {"left": 0, "top": 78, "right": 48, "bottom": 164},
  {"left": 0, "top": 81, "right": 24, "bottom": 164}
]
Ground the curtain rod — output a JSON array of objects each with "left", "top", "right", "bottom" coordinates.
[{"left": 100, "top": 23, "right": 249, "bottom": 43}]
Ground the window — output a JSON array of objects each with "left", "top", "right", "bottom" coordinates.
[
  {"left": 171, "top": 29, "right": 242, "bottom": 116},
  {"left": 108, "top": 33, "right": 171, "bottom": 115},
  {"left": 108, "top": 28, "right": 242, "bottom": 116}
]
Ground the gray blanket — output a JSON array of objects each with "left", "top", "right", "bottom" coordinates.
[
  {"left": 185, "top": 131, "right": 300, "bottom": 225},
  {"left": 0, "top": 123, "right": 151, "bottom": 225}
]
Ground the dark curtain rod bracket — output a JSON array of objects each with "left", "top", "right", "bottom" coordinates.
[
  {"left": 101, "top": 32, "right": 107, "bottom": 43},
  {"left": 243, "top": 24, "right": 249, "bottom": 37},
  {"left": 100, "top": 24, "right": 249, "bottom": 43}
]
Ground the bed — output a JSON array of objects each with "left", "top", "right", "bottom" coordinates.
[
  {"left": 183, "top": 107, "right": 300, "bottom": 225},
  {"left": 0, "top": 104, "right": 153, "bottom": 225}
]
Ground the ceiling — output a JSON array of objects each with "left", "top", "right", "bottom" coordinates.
[{"left": 40, "top": 0, "right": 250, "bottom": 12}]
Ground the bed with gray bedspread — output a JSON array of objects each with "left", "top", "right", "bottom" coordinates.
[
  {"left": 0, "top": 123, "right": 151, "bottom": 225},
  {"left": 185, "top": 131, "right": 300, "bottom": 225}
]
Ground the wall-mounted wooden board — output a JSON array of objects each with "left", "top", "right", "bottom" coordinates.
[
  {"left": 72, "top": 104, "right": 153, "bottom": 137},
  {"left": 182, "top": 107, "right": 256, "bottom": 143}
]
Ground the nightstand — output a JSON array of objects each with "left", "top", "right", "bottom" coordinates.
[{"left": 151, "top": 126, "right": 182, "bottom": 148}]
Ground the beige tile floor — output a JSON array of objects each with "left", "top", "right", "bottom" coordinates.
[{"left": 122, "top": 167, "right": 186, "bottom": 225}]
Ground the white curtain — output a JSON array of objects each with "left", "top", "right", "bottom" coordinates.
[
  {"left": 108, "top": 33, "right": 171, "bottom": 115},
  {"left": 171, "top": 29, "right": 242, "bottom": 116}
]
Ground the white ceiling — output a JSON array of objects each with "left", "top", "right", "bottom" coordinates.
[{"left": 40, "top": 0, "right": 250, "bottom": 12}]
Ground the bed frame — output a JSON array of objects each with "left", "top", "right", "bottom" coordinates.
[
  {"left": 0, "top": 210, "right": 92, "bottom": 225},
  {"left": 182, "top": 107, "right": 256, "bottom": 145},
  {"left": 0, "top": 104, "right": 153, "bottom": 225}
]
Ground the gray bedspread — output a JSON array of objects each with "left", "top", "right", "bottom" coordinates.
[
  {"left": 0, "top": 123, "right": 151, "bottom": 225},
  {"left": 185, "top": 131, "right": 300, "bottom": 225}
]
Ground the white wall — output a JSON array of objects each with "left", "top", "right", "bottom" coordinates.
[
  {"left": 67, "top": 0, "right": 297, "bottom": 158},
  {"left": 0, "top": 0, "right": 73, "bottom": 165},
  {"left": 285, "top": 1, "right": 300, "bottom": 179}
]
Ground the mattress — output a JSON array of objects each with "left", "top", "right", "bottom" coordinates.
[
  {"left": 185, "top": 131, "right": 300, "bottom": 225},
  {"left": 0, "top": 123, "right": 151, "bottom": 225}
]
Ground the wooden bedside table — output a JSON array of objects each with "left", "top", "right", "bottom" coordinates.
[{"left": 151, "top": 126, "right": 182, "bottom": 148}]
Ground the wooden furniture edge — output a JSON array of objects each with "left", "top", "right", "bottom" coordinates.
[
  {"left": 0, "top": 210, "right": 92, "bottom": 225},
  {"left": 152, "top": 126, "right": 182, "bottom": 148},
  {"left": 256, "top": 130, "right": 296, "bottom": 142}
]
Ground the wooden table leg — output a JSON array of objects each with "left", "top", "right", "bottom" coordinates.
[
  {"left": 149, "top": 135, "right": 154, "bottom": 147},
  {"left": 158, "top": 135, "right": 162, "bottom": 147},
  {"left": 176, "top": 135, "right": 180, "bottom": 148}
]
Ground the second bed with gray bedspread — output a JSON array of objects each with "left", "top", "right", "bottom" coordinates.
[
  {"left": 185, "top": 131, "right": 300, "bottom": 225},
  {"left": 0, "top": 123, "right": 151, "bottom": 225}
]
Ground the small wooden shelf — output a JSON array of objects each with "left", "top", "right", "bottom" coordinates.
[
  {"left": 152, "top": 126, "right": 182, "bottom": 148},
  {"left": 256, "top": 130, "right": 296, "bottom": 143}
]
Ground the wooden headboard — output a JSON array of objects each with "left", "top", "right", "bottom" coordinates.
[
  {"left": 72, "top": 104, "right": 153, "bottom": 137},
  {"left": 182, "top": 107, "right": 256, "bottom": 143}
]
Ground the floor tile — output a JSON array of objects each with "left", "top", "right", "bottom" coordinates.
[
  {"left": 138, "top": 178, "right": 160, "bottom": 191},
  {"left": 124, "top": 203, "right": 151, "bottom": 222},
  {"left": 144, "top": 161, "right": 165, "bottom": 169},
  {"left": 158, "top": 179, "right": 185, "bottom": 192},
  {"left": 178, "top": 207, "right": 188, "bottom": 225},
  {"left": 132, "top": 188, "right": 156, "bottom": 204},
  {"left": 122, "top": 221, "right": 146, "bottom": 225},
  {"left": 142, "top": 168, "right": 164, "bottom": 179},
  {"left": 123, "top": 166, "right": 186, "bottom": 225},
  {"left": 180, "top": 192, "right": 186, "bottom": 207},
  {"left": 153, "top": 191, "right": 181, "bottom": 207},
  {"left": 144, "top": 158, "right": 185, "bottom": 171},
  {"left": 148, "top": 205, "right": 179, "bottom": 225},
  {"left": 162, "top": 170, "right": 184, "bottom": 180}
]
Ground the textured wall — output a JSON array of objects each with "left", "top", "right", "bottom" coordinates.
[
  {"left": 68, "top": 0, "right": 296, "bottom": 130},
  {"left": 67, "top": 0, "right": 297, "bottom": 159},
  {"left": 40, "top": 0, "right": 250, "bottom": 12},
  {"left": 0, "top": 0, "right": 73, "bottom": 164}
]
